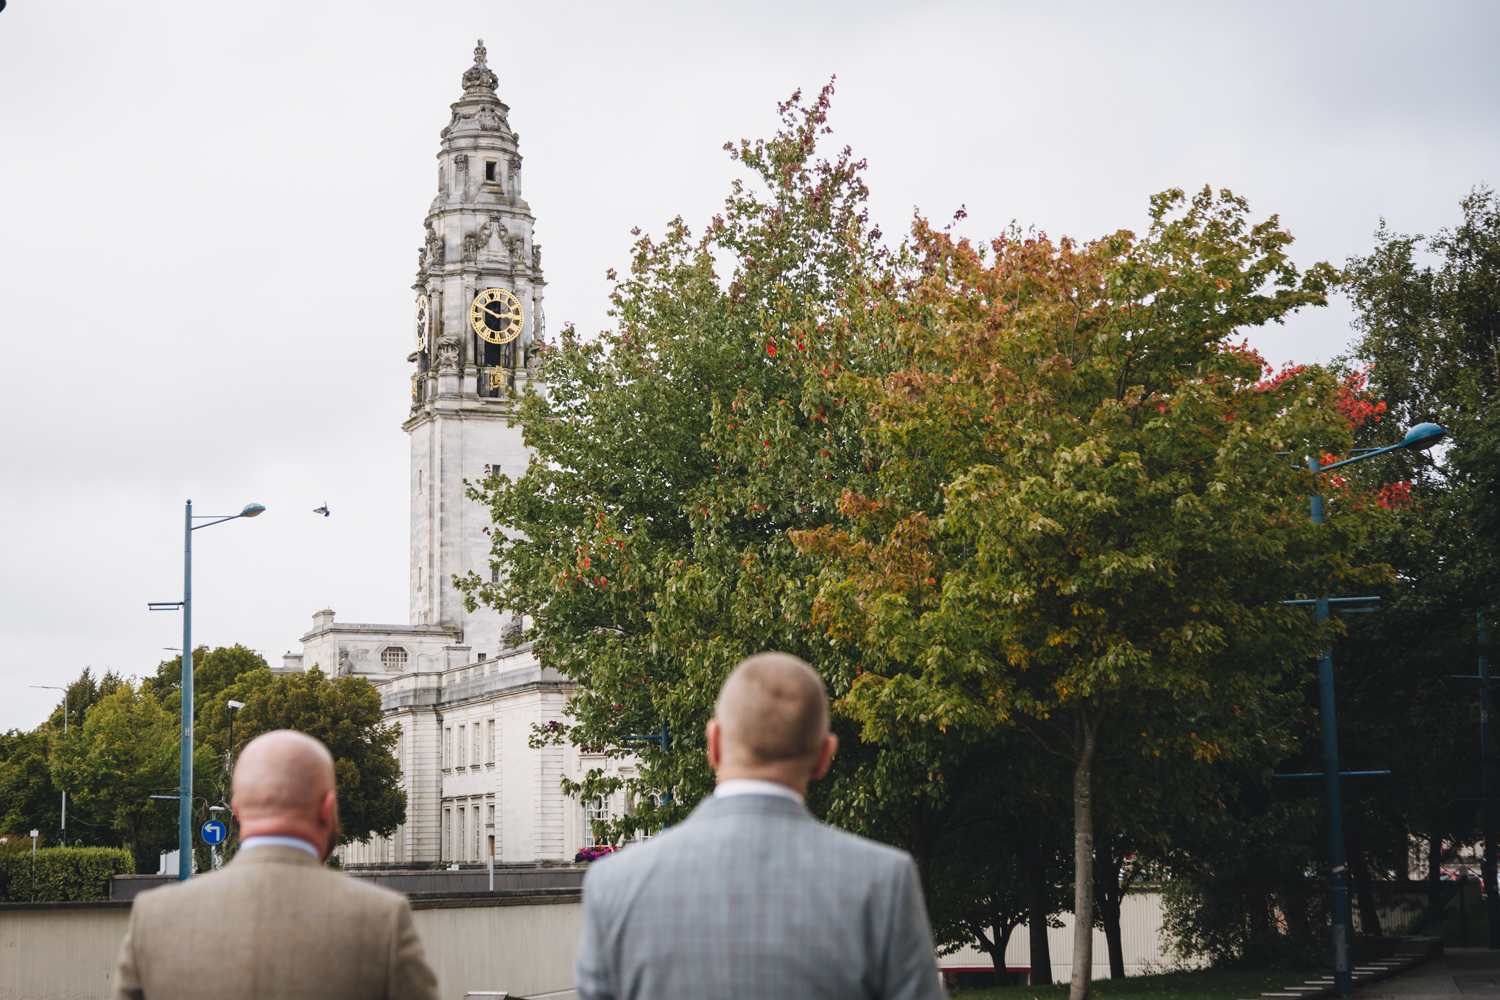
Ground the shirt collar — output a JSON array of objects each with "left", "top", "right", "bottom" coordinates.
[
  {"left": 712, "top": 777, "right": 804, "bottom": 804},
  {"left": 239, "top": 835, "right": 323, "bottom": 861}
]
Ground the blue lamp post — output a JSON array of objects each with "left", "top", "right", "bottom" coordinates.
[
  {"left": 1297, "top": 422, "right": 1445, "bottom": 997},
  {"left": 149, "top": 500, "right": 264, "bottom": 882}
]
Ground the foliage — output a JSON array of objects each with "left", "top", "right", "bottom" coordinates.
[
  {"left": 0, "top": 846, "right": 134, "bottom": 903},
  {"left": 48, "top": 682, "right": 193, "bottom": 875},
  {"left": 224, "top": 666, "right": 405, "bottom": 847},
  {"left": 791, "top": 190, "right": 1377, "bottom": 999},
  {"left": 459, "top": 81, "right": 901, "bottom": 839},
  {"left": 0, "top": 728, "right": 62, "bottom": 845}
]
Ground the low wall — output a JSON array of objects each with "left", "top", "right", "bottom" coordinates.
[
  {"left": 0, "top": 890, "right": 582, "bottom": 1000},
  {"left": 111, "top": 865, "right": 586, "bottom": 901}
]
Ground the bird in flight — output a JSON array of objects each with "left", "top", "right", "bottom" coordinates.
[{"left": 313, "top": 503, "right": 330, "bottom": 517}]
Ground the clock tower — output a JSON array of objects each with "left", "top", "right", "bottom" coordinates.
[
  {"left": 286, "top": 42, "right": 633, "bottom": 869},
  {"left": 406, "top": 39, "right": 543, "bottom": 648}
]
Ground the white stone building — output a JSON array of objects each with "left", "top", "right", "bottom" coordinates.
[{"left": 277, "top": 42, "right": 630, "bottom": 868}]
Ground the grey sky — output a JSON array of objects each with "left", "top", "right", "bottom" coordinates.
[{"left": 1, "top": 1, "right": 1495, "bottom": 731}]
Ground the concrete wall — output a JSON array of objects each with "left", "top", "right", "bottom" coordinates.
[
  {"left": 0, "top": 895, "right": 582, "bottom": 1000},
  {"left": 0, "top": 903, "right": 131, "bottom": 1000}
]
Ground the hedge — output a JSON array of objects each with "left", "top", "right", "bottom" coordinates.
[{"left": 0, "top": 847, "right": 135, "bottom": 902}]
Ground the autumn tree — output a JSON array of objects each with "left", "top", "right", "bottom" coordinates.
[
  {"left": 458, "top": 82, "right": 906, "bottom": 835},
  {"left": 793, "top": 191, "right": 1382, "bottom": 999}
]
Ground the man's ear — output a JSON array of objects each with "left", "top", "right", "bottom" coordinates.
[
  {"left": 706, "top": 718, "right": 722, "bottom": 771},
  {"left": 810, "top": 733, "right": 838, "bottom": 781}
]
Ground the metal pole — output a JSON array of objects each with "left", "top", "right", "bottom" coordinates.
[
  {"left": 180, "top": 500, "right": 193, "bottom": 882},
  {"left": 1310, "top": 468, "right": 1352, "bottom": 998},
  {"left": 30, "top": 830, "right": 37, "bottom": 901},
  {"left": 1481, "top": 609, "right": 1499, "bottom": 948},
  {"left": 60, "top": 692, "right": 67, "bottom": 851}
]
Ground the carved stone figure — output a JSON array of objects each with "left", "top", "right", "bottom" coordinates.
[
  {"left": 477, "top": 106, "right": 503, "bottom": 131},
  {"left": 436, "top": 335, "right": 460, "bottom": 371},
  {"left": 502, "top": 611, "right": 523, "bottom": 646},
  {"left": 454, "top": 153, "right": 469, "bottom": 172},
  {"left": 507, "top": 155, "right": 520, "bottom": 191},
  {"left": 463, "top": 231, "right": 483, "bottom": 262},
  {"left": 425, "top": 226, "right": 445, "bottom": 267},
  {"left": 531, "top": 243, "right": 542, "bottom": 271}
]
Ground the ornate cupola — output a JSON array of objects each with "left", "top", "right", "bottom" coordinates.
[{"left": 409, "top": 39, "right": 546, "bottom": 408}]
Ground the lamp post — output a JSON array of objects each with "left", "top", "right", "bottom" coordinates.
[
  {"left": 149, "top": 500, "right": 264, "bottom": 882},
  {"left": 30, "top": 685, "right": 68, "bottom": 847},
  {"left": 1296, "top": 421, "right": 1445, "bottom": 998},
  {"left": 227, "top": 699, "right": 245, "bottom": 780}
]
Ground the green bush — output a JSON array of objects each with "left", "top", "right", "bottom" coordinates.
[{"left": 0, "top": 846, "right": 135, "bottom": 902}]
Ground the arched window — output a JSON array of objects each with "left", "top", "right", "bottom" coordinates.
[{"left": 381, "top": 646, "right": 408, "bottom": 669}]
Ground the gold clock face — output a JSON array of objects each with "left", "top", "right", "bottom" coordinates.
[
  {"left": 470, "top": 287, "right": 524, "bottom": 345},
  {"left": 414, "top": 295, "right": 431, "bottom": 348}
]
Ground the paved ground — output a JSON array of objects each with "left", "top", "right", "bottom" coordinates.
[{"left": 1359, "top": 949, "right": 1500, "bottom": 998}]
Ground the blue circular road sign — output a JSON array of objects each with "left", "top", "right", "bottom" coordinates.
[{"left": 201, "top": 820, "right": 227, "bottom": 845}]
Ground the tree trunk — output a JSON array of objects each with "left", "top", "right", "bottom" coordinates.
[
  {"left": 1093, "top": 840, "right": 1127, "bottom": 979},
  {"left": 1428, "top": 831, "right": 1444, "bottom": 912},
  {"left": 989, "top": 922, "right": 1016, "bottom": 983},
  {"left": 1026, "top": 850, "right": 1054, "bottom": 985},
  {"left": 1350, "top": 851, "right": 1383, "bottom": 937},
  {"left": 1070, "top": 711, "right": 1101, "bottom": 1000},
  {"left": 1100, "top": 892, "right": 1126, "bottom": 979}
]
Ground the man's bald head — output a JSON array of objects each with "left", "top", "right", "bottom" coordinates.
[
  {"left": 232, "top": 730, "right": 336, "bottom": 824},
  {"left": 714, "top": 653, "right": 829, "bottom": 768}
]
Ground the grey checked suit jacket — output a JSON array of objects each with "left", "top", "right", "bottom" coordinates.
[{"left": 575, "top": 793, "right": 944, "bottom": 1000}]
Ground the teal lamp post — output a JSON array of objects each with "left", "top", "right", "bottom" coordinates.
[
  {"left": 149, "top": 500, "right": 265, "bottom": 881},
  {"left": 1295, "top": 422, "right": 1445, "bottom": 997}
]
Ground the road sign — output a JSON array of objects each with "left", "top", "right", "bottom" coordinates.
[{"left": 201, "top": 820, "right": 227, "bottom": 845}]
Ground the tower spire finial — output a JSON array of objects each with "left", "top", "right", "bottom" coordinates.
[{"left": 462, "top": 38, "right": 498, "bottom": 94}]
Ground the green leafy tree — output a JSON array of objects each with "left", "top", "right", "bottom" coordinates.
[
  {"left": 0, "top": 727, "right": 61, "bottom": 842},
  {"left": 49, "top": 682, "right": 198, "bottom": 873},
  {"left": 459, "top": 82, "right": 903, "bottom": 838},
  {"left": 792, "top": 192, "right": 1384, "bottom": 999},
  {"left": 224, "top": 667, "right": 405, "bottom": 848}
]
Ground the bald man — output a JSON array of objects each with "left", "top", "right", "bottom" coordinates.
[
  {"left": 575, "top": 653, "right": 944, "bottom": 1000},
  {"left": 114, "top": 730, "right": 438, "bottom": 1000}
]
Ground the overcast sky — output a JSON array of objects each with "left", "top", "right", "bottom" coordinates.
[{"left": 1, "top": 1, "right": 1495, "bottom": 731}]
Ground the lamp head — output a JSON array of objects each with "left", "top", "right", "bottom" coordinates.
[
  {"left": 238, "top": 503, "right": 266, "bottom": 518},
  {"left": 1400, "top": 422, "right": 1447, "bottom": 452}
]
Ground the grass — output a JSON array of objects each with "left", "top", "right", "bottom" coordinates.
[{"left": 951, "top": 967, "right": 1323, "bottom": 1000}]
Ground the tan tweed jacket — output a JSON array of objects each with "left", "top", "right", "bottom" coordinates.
[{"left": 114, "top": 845, "right": 438, "bottom": 1000}]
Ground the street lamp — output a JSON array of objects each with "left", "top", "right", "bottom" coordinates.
[
  {"left": 30, "top": 685, "right": 69, "bottom": 847},
  {"left": 1292, "top": 422, "right": 1445, "bottom": 998},
  {"left": 148, "top": 500, "right": 265, "bottom": 882},
  {"left": 227, "top": 700, "right": 245, "bottom": 780}
]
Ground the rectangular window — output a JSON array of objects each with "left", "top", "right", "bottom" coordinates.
[
  {"left": 458, "top": 725, "right": 466, "bottom": 767},
  {"left": 458, "top": 807, "right": 466, "bottom": 862},
  {"left": 472, "top": 725, "right": 480, "bottom": 767},
  {"left": 487, "top": 720, "right": 495, "bottom": 763},
  {"left": 473, "top": 805, "right": 481, "bottom": 859},
  {"left": 585, "top": 795, "right": 611, "bottom": 846},
  {"left": 477, "top": 652, "right": 487, "bottom": 661},
  {"left": 491, "top": 566, "right": 500, "bottom": 584},
  {"left": 485, "top": 160, "right": 496, "bottom": 182},
  {"left": 444, "top": 727, "right": 452, "bottom": 768},
  {"left": 444, "top": 808, "right": 451, "bottom": 860}
]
